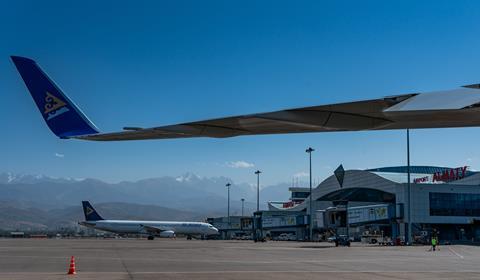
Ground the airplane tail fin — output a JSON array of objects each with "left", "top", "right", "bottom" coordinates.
[
  {"left": 11, "top": 56, "right": 99, "bottom": 138},
  {"left": 82, "top": 201, "right": 104, "bottom": 221}
]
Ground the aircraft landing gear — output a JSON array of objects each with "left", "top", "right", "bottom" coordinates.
[
  {"left": 187, "top": 235, "right": 192, "bottom": 240},
  {"left": 147, "top": 235, "right": 155, "bottom": 240}
]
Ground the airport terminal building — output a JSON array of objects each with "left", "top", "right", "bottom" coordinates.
[{"left": 258, "top": 165, "right": 480, "bottom": 242}]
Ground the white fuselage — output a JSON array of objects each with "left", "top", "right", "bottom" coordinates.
[{"left": 80, "top": 220, "right": 219, "bottom": 236}]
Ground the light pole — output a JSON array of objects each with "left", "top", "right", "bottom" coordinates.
[
  {"left": 406, "top": 129, "right": 412, "bottom": 244},
  {"left": 255, "top": 170, "right": 261, "bottom": 212},
  {"left": 226, "top": 183, "right": 231, "bottom": 229},
  {"left": 306, "top": 147, "right": 315, "bottom": 241},
  {"left": 241, "top": 198, "right": 245, "bottom": 216}
]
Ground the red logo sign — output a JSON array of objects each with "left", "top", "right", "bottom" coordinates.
[
  {"left": 282, "top": 201, "right": 302, "bottom": 208},
  {"left": 432, "top": 166, "right": 468, "bottom": 183}
]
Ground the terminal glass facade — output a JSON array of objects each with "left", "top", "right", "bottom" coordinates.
[{"left": 430, "top": 192, "right": 480, "bottom": 216}]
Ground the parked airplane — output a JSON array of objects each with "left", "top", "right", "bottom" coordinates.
[
  {"left": 79, "top": 201, "right": 219, "bottom": 240},
  {"left": 11, "top": 55, "right": 480, "bottom": 141}
]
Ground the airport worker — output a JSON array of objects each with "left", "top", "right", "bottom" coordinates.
[{"left": 431, "top": 237, "right": 437, "bottom": 251}]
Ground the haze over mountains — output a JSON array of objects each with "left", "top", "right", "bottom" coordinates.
[{"left": 0, "top": 172, "right": 297, "bottom": 231}]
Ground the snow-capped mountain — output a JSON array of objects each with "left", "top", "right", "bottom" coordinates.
[
  {"left": 0, "top": 172, "right": 83, "bottom": 185},
  {"left": 0, "top": 172, "right": 290, "bottom": 211},
  {"left": 0, "top": 172, "right": 293, "bottom": 231}
]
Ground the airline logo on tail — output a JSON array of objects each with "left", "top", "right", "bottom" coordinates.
[
  {"left": 44, "top": 92, "right": 69, "bottom": 120},
  {"left": 85, "top": 206, "right": 95, "bottom": 216}
]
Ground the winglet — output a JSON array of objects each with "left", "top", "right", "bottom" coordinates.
[{"left": 11, "top": 56, "right": 99, "bottom": 138}]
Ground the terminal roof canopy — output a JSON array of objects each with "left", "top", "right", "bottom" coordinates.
[
  {"left": 318, "top": 188, "right": 396, "bottom": 203},
  {"left": 11, "top": 56, "right": 480, "bottom": 141}
]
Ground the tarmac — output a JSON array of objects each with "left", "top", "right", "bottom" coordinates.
[{"left": 0, "top": 238, "right": 480, "bottom": 280}]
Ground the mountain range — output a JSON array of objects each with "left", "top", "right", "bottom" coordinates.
[{"left": 0, "top": 172, "right": 298, "bottom": 231}]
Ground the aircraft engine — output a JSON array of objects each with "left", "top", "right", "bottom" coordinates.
[{"left": 159, "top": 230, "right": 175, "bottom": 238}]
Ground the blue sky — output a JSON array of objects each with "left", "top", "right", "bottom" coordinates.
[{"left": 2, "top": 0, "right": 480, "bottom": 186}]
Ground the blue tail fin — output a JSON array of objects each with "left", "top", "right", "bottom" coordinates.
[
  {"left": 11, "top": 56, "right": 99, "bottom": 138},
  {"left": 82, "top": 201, "right": 104, "bottom": 221}
]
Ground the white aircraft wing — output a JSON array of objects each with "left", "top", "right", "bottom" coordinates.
[{"left": 140, "top": 224, "right": 169, "bottom": 234}]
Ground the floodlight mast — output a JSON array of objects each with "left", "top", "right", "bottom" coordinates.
[
  {"left": 306, "top": 147, "right": 315, "bottom": 242},
  {"left": 226, "top": 183, "right": 231, "bottom": 230},
  {"left": 241, "top": 198, "right": 245, "bottom": 216},
  {"left": 407, "top": 129, "right": 412, "bottom": 245},
  {"left": 254, "top": 170, "right": 261, "bottom": 212}
]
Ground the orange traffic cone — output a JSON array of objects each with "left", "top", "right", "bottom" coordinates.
[{"left": 67, "top": 256, "right": 76, "bottom": 275}]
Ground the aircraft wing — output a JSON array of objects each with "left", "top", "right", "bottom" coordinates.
[
  {"left": 74, "top": 96, "right": 405, "bottom": 141},
  {"left": 141, "top": 224, "right": 169, "bottom": 234},
  {"left": 11, "top": 56, "right": 480, "bottom": 141}
]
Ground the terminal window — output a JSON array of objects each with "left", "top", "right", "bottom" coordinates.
[
  {"left": 292, "top": 192, "right": 310, "bottom": 199},
  {"left": 430, "top": 192, "right": 480, "bottom": 216}
]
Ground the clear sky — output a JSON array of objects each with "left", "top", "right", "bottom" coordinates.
[{"left": 2, "top": 0, "right": 480, "bottom": 186}]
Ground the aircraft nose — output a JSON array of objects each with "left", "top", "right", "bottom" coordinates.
[{"left": 211, "top": 227, "right": 219, "bottom": 235}]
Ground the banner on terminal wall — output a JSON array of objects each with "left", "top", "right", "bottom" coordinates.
[{"left": 348, "top": 204, "right": 391, "bottom": 224}]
